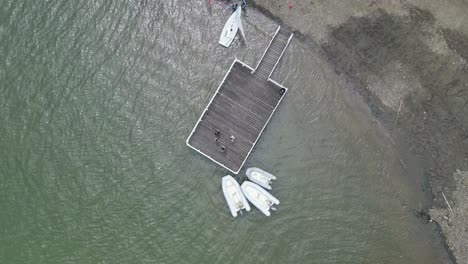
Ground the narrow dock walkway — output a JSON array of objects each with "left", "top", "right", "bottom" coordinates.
[
  {"left": 255, "top": 28, "right": 291, "bottom": 80},
  {"left": 187, "top": 27, "right": 293, "bottom": 174}
]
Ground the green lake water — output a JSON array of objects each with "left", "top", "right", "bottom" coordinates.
[{"left": 0, "top": 0, "right": 452, "bottom": 263}]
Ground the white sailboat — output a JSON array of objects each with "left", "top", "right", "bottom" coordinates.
[
  {"left": 245, "top": 167, "right": 277, "bottom": 190},
  {"left": 222, "top": 175, "right": 251, "bottom": 217},
  {"left": 241, "top": 181, "right": 280, "bottom": 216},
  {"left": 218, "top": 7, "right": 245, "bottom": 48}
]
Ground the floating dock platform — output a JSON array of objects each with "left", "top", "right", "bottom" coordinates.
[{"left": 186, "top": 26, "right": 293, "bottom": 174}]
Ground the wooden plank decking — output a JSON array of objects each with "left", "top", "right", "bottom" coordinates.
[{"left": 186, "top": 26, "right": 293, "bottom": 174}]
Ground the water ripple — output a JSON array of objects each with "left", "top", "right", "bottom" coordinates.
[{"left": 0, "top": 0, "right": 451, "bottom": 263}]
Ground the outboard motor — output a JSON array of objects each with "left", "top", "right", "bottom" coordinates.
[{"left": 231, "top": 3, "right": 238, "bottom": 13}]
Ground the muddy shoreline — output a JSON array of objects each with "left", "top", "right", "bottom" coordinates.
[{"left": 249, "top": 0, "right": 468, "bottom": 263}]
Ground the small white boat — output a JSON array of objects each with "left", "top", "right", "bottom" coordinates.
[
  {"left": 246, "top": 167, "right": 277, "bottom": 190},
  {"left": 222, "top": 175, "right": 251, "bottom": 217},
  {"left": 218, "top": 7, "right": 245, "bottom": 48},
  {"left": 241, "top": 181, "right": 280, "bottom": 216}
]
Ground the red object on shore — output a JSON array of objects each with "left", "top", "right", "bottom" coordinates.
[
  {"left": 208, "top": 0, "right": 211, "bottom": 7},
  {"left": 288, "top": 2, "right": 294, "bottom": 9}
]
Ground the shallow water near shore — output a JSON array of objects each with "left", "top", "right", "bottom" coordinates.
[{"left": 0, "top": 0, "right": 452, "bottom": 263}]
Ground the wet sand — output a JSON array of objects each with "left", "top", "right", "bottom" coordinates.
[{"left": 250, "top": 0, "right": 468, "bottom": 263}]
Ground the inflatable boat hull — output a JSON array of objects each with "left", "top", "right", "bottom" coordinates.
[
  {"left": 222, "top": 175, "right": 251, "bottom": 217},
  {"left": 245, "top": 167, "right": 277, "bottom": 190},
  {"left": 241, "top": 181, "right": 280, "bottom": 216}
]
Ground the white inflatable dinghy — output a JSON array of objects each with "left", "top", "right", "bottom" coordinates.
[
  {"left": 218, "top": 7, "right": 245, "bottom": 48},
  {"left": 245, "top": 167, "right": 277, "bottom": 190},
  {"left": 222, "top": 175, "right": 250, "bottom": 217},
  {"left": 241, "top": 181, "right": 280, "bottom": 216}
]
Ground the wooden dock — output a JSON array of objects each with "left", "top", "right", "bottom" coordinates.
[{"left": 186, "top": 27, "right": 293, "bottom": 174}]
